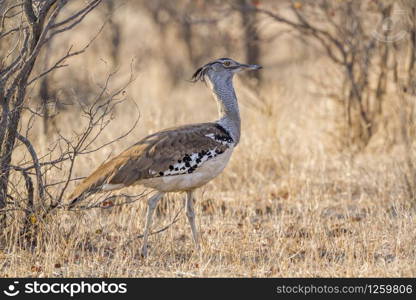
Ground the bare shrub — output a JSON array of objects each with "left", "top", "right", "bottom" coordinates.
[
  {"left": 254, "top": 0, "right": 415, "bottom": 151},
  {"left": 0, "top": 0, "right": 120, "bottom": 244}
]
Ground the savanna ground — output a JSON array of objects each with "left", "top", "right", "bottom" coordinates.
[{"left": 1, "top": 0, "right": 416, "bottom": 277}]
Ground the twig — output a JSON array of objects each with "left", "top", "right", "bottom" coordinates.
[{"left": 16, "top": 133, "right": 44, "bottom": 201}]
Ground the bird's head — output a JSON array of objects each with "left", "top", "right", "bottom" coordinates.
[{"left": 191, "top": 58, "right": 262, "bottom": 83}]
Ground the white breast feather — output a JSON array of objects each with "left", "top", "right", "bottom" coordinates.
[{"left": 142, "top": 147, "right": 234, "bottom": 192}]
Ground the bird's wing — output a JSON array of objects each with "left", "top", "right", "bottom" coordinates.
[{"left": 67, "top": 122, "right": 234, "bottom": 205}]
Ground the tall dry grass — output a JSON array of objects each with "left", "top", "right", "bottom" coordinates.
[{"left": 1, "top": 0, "right": 416, "bottom": 277}]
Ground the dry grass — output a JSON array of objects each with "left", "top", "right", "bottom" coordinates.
[{"left": 1, "top": 1, "right": 416, "bottom": 277}]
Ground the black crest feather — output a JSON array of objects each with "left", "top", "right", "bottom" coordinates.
[{"left": 190, "top": 58, "right": 232, "bottom": 83}]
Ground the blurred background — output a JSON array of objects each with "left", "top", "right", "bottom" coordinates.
[
  {"left": 23, "top": 0, "right": 416, "bottom": 153},
  {"left": 1, "top": 0, "right": 416, "bottom": 276}
]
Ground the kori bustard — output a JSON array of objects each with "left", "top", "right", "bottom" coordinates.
[{"left": 68, "top": 58, "right": 262, "bottom": 256}]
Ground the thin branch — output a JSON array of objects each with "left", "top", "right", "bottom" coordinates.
[
  {"left": 47, "top": 0, "right": 101, "bottom": 39},
  {"left": 52, "top": 0, "right": 100, "bottom": 29},
  {"left": 27, "top": 19, "right": 106, "bottom": 86},
  {"left": 16, "top": 133, "right": 44, "bottom": 201},
  {"left": 0, "top": 26, "right": 23, "bottom": 39},
  {"left": 1, "top": 2, "right": 24, "bottom": 29}
]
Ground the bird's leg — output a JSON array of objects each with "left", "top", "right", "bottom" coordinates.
[
  {"left": 185, "top": 190, "right": 200, "bottom": 250},
  {"left": 141, "top": 192, "right": 164, "bottom": 257}
]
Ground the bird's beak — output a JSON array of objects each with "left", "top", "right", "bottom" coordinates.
[{"left": 239, "top": 64, "right": 263, "bottom": 71}]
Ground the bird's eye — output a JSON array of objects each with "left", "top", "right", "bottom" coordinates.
[{"left": 223, "top": 61, "right": 231, "bottom": 67}]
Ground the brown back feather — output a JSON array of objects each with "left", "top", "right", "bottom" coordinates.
[{"left": 67, "top": 122, "right": 233, "bottom": 206}]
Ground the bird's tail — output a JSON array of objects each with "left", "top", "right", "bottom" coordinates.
[
  {"left": 66, "top": 160, "right": 118, "bottom": 209},
  {"left": 66, "top": 147, "right": 135, "bottom": 209},
  {"left": 67, "top": 183, "right": 101, "bottom": 209}
]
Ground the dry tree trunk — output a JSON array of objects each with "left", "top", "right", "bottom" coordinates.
[
  {"left": 239, "top": 0, "right": 261, "bottom": 82},
  {"left": 0, "top": 0, "right": 56, "bottom": 226},
  {"left": 399, "top": 0, "right": 416, "bottom": 92},
  {"left": 104, "top": 0, "right": 121, "bottom": 67}
]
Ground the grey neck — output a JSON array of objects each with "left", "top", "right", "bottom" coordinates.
[{"left": 206, "top": 73, "right": 241, "bottom": 145}]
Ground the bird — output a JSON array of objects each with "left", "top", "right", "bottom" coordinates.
[{"left": 67, "top": 57, "right": 262, "bottom": 257}]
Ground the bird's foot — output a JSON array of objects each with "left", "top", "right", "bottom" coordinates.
[
  {"left": 140, "top": 245, "right": 148, "bottom": 258},
  {"left": 194, "top": 243, "right": 201, "bottom": 252}
]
